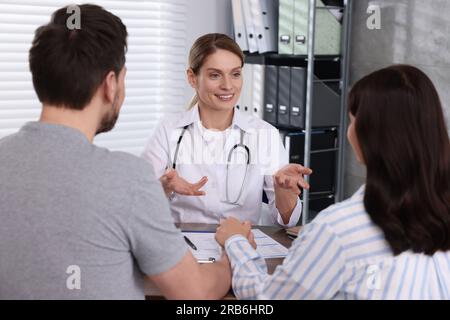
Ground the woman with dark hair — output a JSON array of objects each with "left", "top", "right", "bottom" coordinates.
[
  {"left": 216, "top": 64, "right": 450, "bottom": 299},
  {"left": 142, "top": 33, "right": 311, "bottom": 226}
]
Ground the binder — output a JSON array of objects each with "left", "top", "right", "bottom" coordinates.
[
  {"left": 251, "top": 64, "right": 265, "bottom": 118},
  {"left": 277, "top": 66, "right": 290, "bottom": 126},
  {"left": 289, "top": 67, "right": 306, "bottom": 128},
  {"left": 231, "top": 0, "right": 249, "bottom": 51},
  {"left": 324, "top": 0, "right": 344, "bottom": 22},
  {"left": 293, "top": 0, "right": 342, "bottom": 55},
  {"left": 251, "top": 0, "right": 279, "bottom": 53},
  {"left": 293, "top": 0, "right": 308, "bottom": 55},
  {"left": 284, "top": 132, "right": 291, "bottom": 154},
  {"left": 241, "top": 0, "right": 259, "bottom": 53},
  {"left": 278, "top": 0, "right": 295, "bottom": 54},
  {"left": 263, "top": 65, "right": 278, "bottom": 125},
  {"left": 238, "top": 63, "right": 253, "bottom": 115}
]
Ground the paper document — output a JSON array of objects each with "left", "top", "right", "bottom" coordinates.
[
  {"left": 252, "top": 229, "right": 289, "bottom": 258},
  {"left": 182, "top": 229, "right": 288, "bottom": 262}
]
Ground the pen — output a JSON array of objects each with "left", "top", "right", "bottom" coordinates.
[
  {"left": 184, "top": 236, "right": 197, "bottom": 250},
  {"left": 198, "top": 257, "right": 216, "bottom": 264}
]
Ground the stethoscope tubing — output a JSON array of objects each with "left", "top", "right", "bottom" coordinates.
[{"left": 172, "top": 124, "right": 250, "bottom": 205}]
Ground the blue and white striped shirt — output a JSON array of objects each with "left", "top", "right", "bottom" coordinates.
[{"left": 224, "top": 185, "right": 450, "bottom": 300}]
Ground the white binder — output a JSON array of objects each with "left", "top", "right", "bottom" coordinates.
[
  {"left": 239, "top": 63, "right": 254, "bottom": 115},
  {"left": 241, "top": 0, "right": 258, "bottom": 53},
  {"left": 250, "top": 0, "right": 278, "bottom": 53},
  {"left": 231, "top": 0, "right": 248, "bottom": 51},
  {"left": 293, "top": 0, "right": 342, "bottom": 55},
  {"left": 251, "top": 64, "right": 265, "bottom": 119}
]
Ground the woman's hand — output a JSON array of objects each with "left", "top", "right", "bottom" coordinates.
[
  {"left": 274, "top": 163, "right": 312, "bottom": 196},
  {"left": 215, "top": 217, "right": 257, "bottom": 249},
  {"left": 159, "top": 168, "right": 208, "bottom": 198}
]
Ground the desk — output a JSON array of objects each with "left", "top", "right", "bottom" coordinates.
[{"left": 145, "top": 223, "right": 293, "bottom": 299}]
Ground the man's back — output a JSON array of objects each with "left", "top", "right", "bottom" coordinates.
[{"left": 0, "top": 122, "right": 186, "bottom": 299}]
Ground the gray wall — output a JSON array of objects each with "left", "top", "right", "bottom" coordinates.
[
  {"left": 183, "top": 0, "right": 233, "bottom": 106},
  {"left": 345, "top": 0, "right": 450, "bottom": 197}
]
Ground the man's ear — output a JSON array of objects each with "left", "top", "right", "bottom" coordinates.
[
  {"left": 186, "top": 68, "right": 197, "bottom": 89},
  {"left": 103, "top": 71, "right": 117, "bottom": 104}
]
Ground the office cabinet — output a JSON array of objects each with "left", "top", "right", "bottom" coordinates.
[{"left": 234, "top": 0, "right": 352, "bottom": 224}]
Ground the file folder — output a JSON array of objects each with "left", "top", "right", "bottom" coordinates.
[
  {"left": 242, "top": 0, "right": 259, "bottom": 53},
  {"left": 312, "top": 78, "right": 340, "bottom": 127},
  {"left": 278, "top": 0, "right": 295, "bottom": 54},
  {"left": 289, "top": 67, "right": 306, "bottom": 128},
  {"left": 251, "top": 0, "right": 279, "bottom": 53},
  {"left": 263, "top": 65, "right": 278, "bottom": 125},
  {"left": 251, "top": 64, "right": 265, "bottom": 118},
  {"left": 231, "top": 0, "right": 249, "bottom": 51},
  {"left": 294, "top": 0, "right": 342, "bottom": 55},
  {"left": 314, "top": 0, "right": 341, "bottom": 54},
  {"left": 277, "top": 66, "right": 290, "bottom": 126}
]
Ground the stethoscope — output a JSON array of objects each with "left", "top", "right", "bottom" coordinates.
[{"left": 172, "top": 124, "right": 250, "bottom": 205}]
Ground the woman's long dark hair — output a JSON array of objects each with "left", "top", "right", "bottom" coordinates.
[{"left": 348, "top": 65, "right": 450, "bottom": 255}]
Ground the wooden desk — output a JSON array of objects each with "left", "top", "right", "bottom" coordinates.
[{"left": 145, "top": 223, "right": 293, "bottom": 299}]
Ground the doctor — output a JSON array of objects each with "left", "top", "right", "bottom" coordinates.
[{"left": 142, "top": 33, "right": 311, "bottom": 227}]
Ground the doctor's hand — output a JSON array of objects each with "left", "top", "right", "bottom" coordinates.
[
  {"left": 215, "top": 217, "right": 257, "bottom": 249},
  {"left": 159, "top": 168, "right": 208, "bottom": 198},
  {"left": 273, "top": 163, "right": 313, "bottom": 196}
]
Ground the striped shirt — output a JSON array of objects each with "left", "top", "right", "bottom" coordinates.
[{"left": 224, "top": 185, "right": 450, "bottom": 300}]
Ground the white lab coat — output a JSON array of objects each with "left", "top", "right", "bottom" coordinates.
[{"left": 141, "top": 104, "right": 301, "bottom": 227}]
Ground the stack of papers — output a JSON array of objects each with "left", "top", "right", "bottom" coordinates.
[{"left": 182, "top": 229, "right": 288, "bottom": 262}]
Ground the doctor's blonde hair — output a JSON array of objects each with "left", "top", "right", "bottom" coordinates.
[{"left": 187, "top": 33, "right": 244, "bottom": 109}]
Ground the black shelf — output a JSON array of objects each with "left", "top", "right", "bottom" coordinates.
[{"left": 244, "top": 52, "right": 342, "bottom": 81}]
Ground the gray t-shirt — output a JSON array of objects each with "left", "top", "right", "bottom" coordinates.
[{"left": 0, "top": 122, "right": 187, "bottom": 299}]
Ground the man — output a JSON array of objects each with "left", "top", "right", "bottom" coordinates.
[{"left": 0, "top": 4, "right": 230, "bottom": 299}]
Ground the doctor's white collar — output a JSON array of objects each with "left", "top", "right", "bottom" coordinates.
[{"left": 175, "top": 104, "right": 251, "bottom": 133}]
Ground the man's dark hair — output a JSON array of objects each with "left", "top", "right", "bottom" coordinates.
[
  {"left": 349, "top": 64, "right": 450, "bottom": 256},
  {"left": 29, "top": 4, "right": 128, "bottom": 110}
]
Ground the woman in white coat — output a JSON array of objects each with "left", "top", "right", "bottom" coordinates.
[{"left": 142, "top": 33, "right": 311, "bottom": 227}]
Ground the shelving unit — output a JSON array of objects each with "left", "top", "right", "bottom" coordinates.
[
  {"left": 302, "top": 0, "right": 353, "bottom": 224},
  {"left": 239, "top": 0, "right": 353, "bottom": 224}
]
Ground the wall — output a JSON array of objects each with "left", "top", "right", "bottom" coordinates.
[
  {"left": 183, "top": 0, "right": 233, "bottom": 107},
  {"left": 345, "top": 0, "right": 450, "bottom": 197}
]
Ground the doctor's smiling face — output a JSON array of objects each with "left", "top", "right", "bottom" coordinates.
[{"left": 187, "top": 49, "right": 243, "bottom": 112}]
